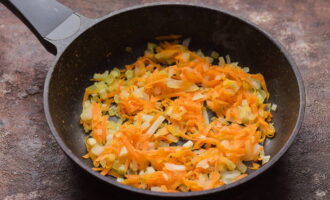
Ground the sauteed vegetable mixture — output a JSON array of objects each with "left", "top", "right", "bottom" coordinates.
[{"left": 80, "top": 39, "right": 276, "bottom": 192}]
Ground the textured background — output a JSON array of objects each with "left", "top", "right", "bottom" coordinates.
[{"left": 0, "top": 0, "right": 329, "bottom": 199}]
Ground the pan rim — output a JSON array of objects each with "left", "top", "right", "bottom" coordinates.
[{"left": 43, "top": 2, "right": 306, "bottom": 197}]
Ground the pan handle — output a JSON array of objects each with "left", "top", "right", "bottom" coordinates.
[{"left": 2, "top": 0, "right": 91, "bottom": 54}]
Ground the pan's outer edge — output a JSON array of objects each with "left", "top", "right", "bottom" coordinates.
[{"left": 43, "top": 2, "right": 306, "bottom": 198}]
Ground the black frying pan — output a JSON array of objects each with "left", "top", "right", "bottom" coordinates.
[{"left": 2, "top": 0, "right": 305, "bottom": 197}]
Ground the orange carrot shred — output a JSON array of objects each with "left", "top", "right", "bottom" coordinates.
[{"left": 80, "top": 41, "right": 275, "bottom": 192}]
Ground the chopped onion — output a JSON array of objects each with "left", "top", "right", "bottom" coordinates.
[
  {"left": 80, "top": 101, "right": 92, "bottom": 121},
  {"left": 165, "top": 106, "right": 173, "bottom": 116},
  {"left": 193, "top": 149, "right": 206, "bottom": 155},
  {"left": 110, "top": 68, "right": 120, "bottom": 78},
  {"left": 125, "top": 69, "right": 134, "bottom": 79},
  {"left": 91, "top": 145, "right": 104, "bottom": 156},
  {"left": 183, "top": 140, "right": 193, "bottom": 148},
  {"left": 242, "top": 99, "right": 248, "bottom": 106},
  {"left": 231, "top": 62, "right": 239, "bottom": 66},
  {"left": 196, "top": 159, "right": 209, "bottom": 169},
  {"left": 164, "top": 163, "right": 186, "bottom": 171},
  {"left": 105, "top": 129, "right": 116, "bottom": 139},
  {"left": 166, "top": 78, "right": 183, "bottom": 89},
  {"left": 238, "top": 103, "right": 256, "bottom": 123},
  {"left": 256, "top": 90, "right": 267, "bottom": 104},
  {"left": 106, "top": 130, "right": 114, "bottom": 143},
  {"left": 147, "top": 42, "right": 157, "bottom": 53},
  {"left": 203, "top": 108, "right": 209, "bottom": 124},
  {"left": 262, "top": 155, "right": 271, "bottom": 165},
  {"left": 100, "top": 160, "right": 106, "bottom": 168},
  {"left": 237, "top": 161, "right": 247, "bottom": 173},
  {"left": 93, "top": 71, "right": 109, "bottom": 81},
  {"left": 145, "top": 166, "right": 156, "bottom": 174},
  {"left": 141, "top": 90, "right": 149, "bottom": 100},
  {"left": 106, "top": 154, "right": 116, "bottom": 162},
  {"left": 120, "top": 90, "right": 129, "bottom": 98},
  {"left": 195, "top": 49, "right": 204, "bottom": 57},
  {"left": 101, "top": 104, "right": 108, "bottom": 111},
  {"left": 192, "top": 93, "right": 205, "bottom": 100},
  {"left": 129, "top": 161, "right": 138, "bottom": 171},
  {"left": 146, "top": 116, "right": 165, "bottom": 135},
  {"left": 119, "top": 146, "right": 128, "bottom": 157},
  {"left": 206, "top": 57, "right": 214, "bottom": 64},
  {"left": 186, "top": 84, "right": 199, "bottom": 92},
  {"left": 211, "top": 51, "right": 219, "bottom": 59},
  {"left": 225, "top": 55, "right": 231, "bottom": 64},
  {"left": 159, "top": 141, "right": 169, "bottom": 147},
  {"left": 221, "top": 170, "right": 241, "bottom": 184},
  {"left": 271, "top": 104, "right": 277, "bottom": 111},
  {"left": 87, "top": 138, "right": 97, "bottom": 146},
  {"left": 259, "top": 149, "right": 265, "bottom": 157},
  {"left": 116, "top": 177, "right": 124, "bottom": 183},
  {"left": 151, "top": 186, "right": 162, "bottom": 192},
  {"left": 221, "top": 140, "right": 230, "bottom": 148},
  {"left": 219, "top": 57, "right": 225, "bottom": 66},
  {"left": 142, "top": 114, "right": 153, "bottom": 122},
  {"left": 141, "top": 121, "right": 151, "bottom": 130},
  {"left": 250, "top": 78, "right": 261, "bottom": 89},
  {"left": 220, "top": 157, "right": 236, "bottom": 170},
  {"left": 215, "top": 74, "right": 224, "bottom": 80},
  {"left": 113, "top": 162, "right": 126, "bottom": 174},
  {"left": 253, "top": 144, "right": 263, "bottom": 155},
  {"left": 108, "top": 105, "right": 117, "bottom": 116},
  {"left": 223, "top": 80, "right": 240, "bottom": 94},
  {"left": 114, "top": 95, "right": 120, "bottom": 103},
  {"left": 243, "top": 67, "right": 250, "bottom": 73},
  {"left": 133, "top": 86, "right": 144, "bottom": 98}
]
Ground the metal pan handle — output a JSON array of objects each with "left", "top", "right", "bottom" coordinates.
[{"left": 2, "top": 0, "right": 92, "bottom": 54}]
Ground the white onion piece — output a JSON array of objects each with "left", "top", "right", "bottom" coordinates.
[
  {"left": 164, "top": 163, "right": 186, "bottom": 171},
  {"left": 183, "top": 140, "right": 193, "bottom": 148},
  {"left": 166, "top": 78, "right": 183, "bottom": 89},
  {"left": 146, "top": 116, "right": 165, "bottom": 135},
  {"left": 203, "top": 108, "right": 209, "bottom": 125},
  {"left": 91, "top": 145, "right": 104, "bottom": 156},
  {"left": 145, "top": 166, "right": 156, "bottom": 174},
  {"left": 196, "top": 159, "right": 209, "bottom": 169},
  {"left": 237, "top": 161, "right": 247, "bottom": 173},
  {"left": 221, "top": 170, "right": 241, "bottom": 184},
  {"left": 87, "top": 138, "right": 97, "bottom": 146},
  {"left": 151, "top": 186, "right": 162, "bottom": 192},
  {"left": 262, "top": 155, "right": 271, "bottom": 165},
  {"left": 119, "top": 146, "right": 128, "bottom": 157},
  {"left": 192, "top": 93, "right": 205, "bottom": 100}
]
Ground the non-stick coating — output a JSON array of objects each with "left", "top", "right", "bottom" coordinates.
[{"left": 45, "top": 3, "right": 304, "bottom": 197}]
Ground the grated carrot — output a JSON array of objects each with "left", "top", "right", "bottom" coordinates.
[{"left": 80, "top": 41, "right": 276, "bottom": 192}]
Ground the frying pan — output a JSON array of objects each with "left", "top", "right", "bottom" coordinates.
[{"left": 2, "top": 0, "right": 305, "bottom": 197}]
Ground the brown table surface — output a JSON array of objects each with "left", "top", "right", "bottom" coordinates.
[{"left": 0, "top": 0, "right": 329, "bottom": 199}]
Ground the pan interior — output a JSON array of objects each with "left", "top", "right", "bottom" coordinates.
[{"left": 47, "top": 4, "right": 301, "bottom": 189}]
